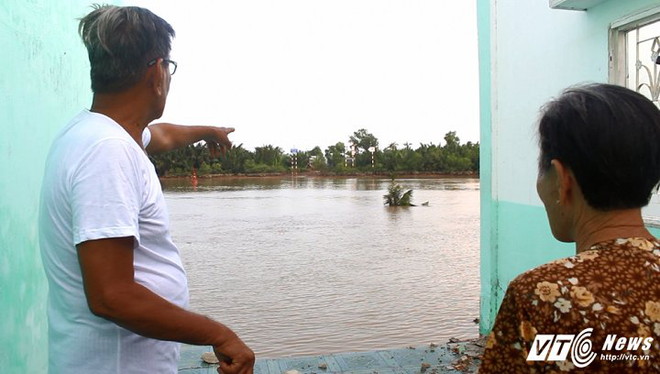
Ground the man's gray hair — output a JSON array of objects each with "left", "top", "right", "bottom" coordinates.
[{"left": 79, "top": 4, "right": 175, "bottom": 93}]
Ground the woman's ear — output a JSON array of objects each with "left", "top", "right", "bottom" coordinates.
[{"left": 551, "top": 159, "right": 573, "bottom": 206}]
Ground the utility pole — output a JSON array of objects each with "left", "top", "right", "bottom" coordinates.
[
  {"left": 368, "top": 146, "right": 376, "bottom": 168},
  {"left": 290, "top": 148, "right": 298, "bottom": 174}
]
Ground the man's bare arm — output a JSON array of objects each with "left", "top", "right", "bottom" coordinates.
[
  {"left": 77, "top": 237, "right": 254, "bottom": 374},
  {"left": 146, "top": 123, "right": 234, "bottom": 157}
]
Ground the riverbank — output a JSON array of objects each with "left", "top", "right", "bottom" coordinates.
[
  {"left": 160, "top": 171, "right": 479, "bottom": 180},
  {"left": 179, "top": 337, "right": 486, "bottom": 373}
]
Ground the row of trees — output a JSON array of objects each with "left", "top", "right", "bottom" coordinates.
[{"left": 149, "top": 129, "right": 479, "bottom": 176}]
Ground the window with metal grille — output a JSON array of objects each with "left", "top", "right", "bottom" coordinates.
[
  {"left": 609, "top": 7, "right": 660, "bottom": 225},
  {"left": 626, "top": 20, "right": 660, "bottom": 106}
]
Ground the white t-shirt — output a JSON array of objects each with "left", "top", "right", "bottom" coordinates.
[{"left": 39, "top": 110, "right": 189, "bottom": 374}]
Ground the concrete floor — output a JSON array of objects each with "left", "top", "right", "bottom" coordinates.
[{"left": 179, "top": 338, "right": 484, "bottom": 374}]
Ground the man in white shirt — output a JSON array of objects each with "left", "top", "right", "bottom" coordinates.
[{"left": 39, "top": 5, "right": 254, "bottom": 374}]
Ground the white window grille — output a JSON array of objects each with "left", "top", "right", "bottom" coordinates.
[
  {"left": 626, "top": 21, "right": 660, "bottom": 107},
  {"left": 609, "top": 7, "right": 660, "bottom": 225},
  {"left": 610, "top": 7, "right": 660, "bottom": 105}
]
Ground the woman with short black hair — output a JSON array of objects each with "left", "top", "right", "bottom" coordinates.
[{"left": 480, "top": 83, "right": 660, "bottom": 373}]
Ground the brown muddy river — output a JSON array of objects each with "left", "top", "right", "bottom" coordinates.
[{"left": 162, "top": 176, "right": 480, "bottom": 358}]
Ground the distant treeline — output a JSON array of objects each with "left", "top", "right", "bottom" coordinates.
[{"left": 149, "top": 129, "right": 479, "bottom": 176}]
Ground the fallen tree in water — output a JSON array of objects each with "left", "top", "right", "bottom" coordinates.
[{"left": 384, "top": 182, "right": 414, "bottom": 206}]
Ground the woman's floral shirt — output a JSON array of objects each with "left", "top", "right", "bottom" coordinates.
[{"left": 480, "top": 237, "right": 660, "bottom": 373}]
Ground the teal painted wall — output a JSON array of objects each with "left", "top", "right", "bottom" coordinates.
[
  {"left": 0, "top": 2, "right": 116, "bottom": 372},
  {"left": 478, "top": 0, "right": 660, "bottom": 334},
  {"left": 476, "top": 0, "right": 498, "bottom": 334},
  {"left": 496, "top": 202, "right": 574, "bottom": 287}
]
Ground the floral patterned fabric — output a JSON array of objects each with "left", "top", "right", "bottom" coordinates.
[{"left": 480, "top": 237, "right": 660, "bottom": 373}]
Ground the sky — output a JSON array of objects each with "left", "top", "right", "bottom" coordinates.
[{"left": 130, "top": 0, "right": 480, "bottom": 152}]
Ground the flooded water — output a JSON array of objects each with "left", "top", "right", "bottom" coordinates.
[{"left": 162, "top": 176, "right": 480, "bottom": 358}]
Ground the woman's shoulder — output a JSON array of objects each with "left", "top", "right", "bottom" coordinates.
[
  {"left": 506, "top": 256, "right": 580, "bottom": 315},
  {"left": 505, "top": 236, "right": 660, "bottom": 330},
  {"left": 508, "top": 252, "right": 594, "bottom": 294},
  {"left": 511, "top": 236, "right": 660, "bottom": 290}
]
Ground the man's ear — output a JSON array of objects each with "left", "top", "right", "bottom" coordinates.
[
  {"left": 551, "top": 159, "right": 573, "bottom": 206},
  {"left": 147, "top": 58, "right": 164, "bottom": 96}
]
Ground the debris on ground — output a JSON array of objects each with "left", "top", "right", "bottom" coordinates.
[
  {"left": 193, "top": 337, "right": 486, "bottom": 374},
  {"left": 452, "top": 355, "right": 473, "bottom": 372},
  {"left": 445, "top": 336, "right": 487, "bottom": 373}
]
